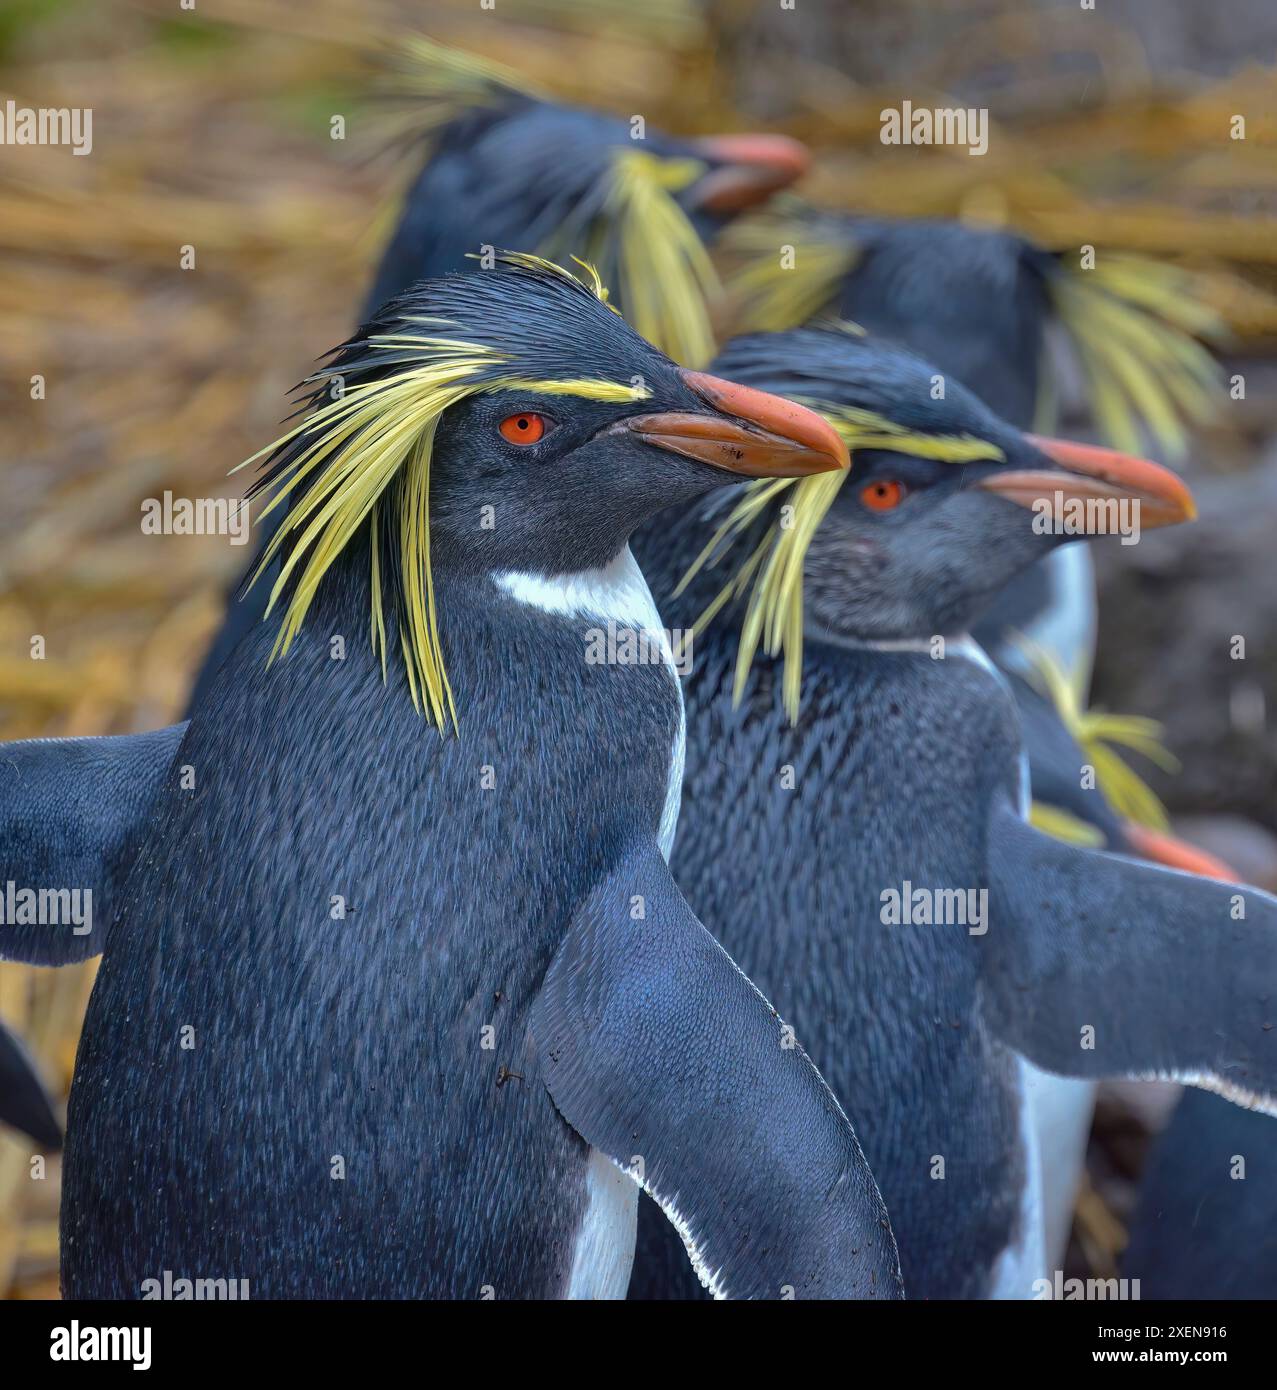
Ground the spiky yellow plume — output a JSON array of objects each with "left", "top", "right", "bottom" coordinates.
[
  {"left": 363, "top": 36, "right": 544, "bottom": 259},
  {"left": 1013, "top": 634, "right": 1178, "bottom": 830},
  {"left": 540, "top": 149, "right": 723, "bottom": 367},
  {"left": 678, "top": 395, "right": 1004, "bottom": 723},
  {"left": 369, "top": 38, "right": 724, "bottom": 366},
  {"left": 374, "top": 33, "right": 545, "bottom": 141},
  {"left": 1043, "top": 253, "right": 1227, "bottom": 458},
  {"left": 234, "top": 259, "right": 644, "bottom": 732},
  {"left": 724, "top": 206, "right": 857, "bottom": 333}
]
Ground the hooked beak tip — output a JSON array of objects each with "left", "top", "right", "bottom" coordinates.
[
  {"left": 978, "top": 434, "right": 1197, "bottom": 530},
  {"left": 689, "top": 133, "right": 811, "bottom": 213},
  {"left": 620, "top": 368, "right": 848, "bottom": 480}
]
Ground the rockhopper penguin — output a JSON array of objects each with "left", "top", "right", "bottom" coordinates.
[
  {"left": 727, "top": 206, "right": 1225, "bottom": 862},
  {"left": 2, "top": 258, "right": 903, "bottom": 1299},
  {"left": 629, "top": 325, "right": 1276, "bottom": 1299},
  {"left": 189, "top": 35, "right": 809, "bottom": 711}
]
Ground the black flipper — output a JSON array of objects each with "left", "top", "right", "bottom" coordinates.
[
  {"left": 530, "top": 840, "right": 903, "bottom": 1300},
  {"left": 0, "top": 725, "right": 186, "bottom": 964},
  {"left": 982, "top": 796, "right": 1277, "bottom": 1107},
  {"left": 0, "top": 1020, "right": 62, "bottom": 1150}
]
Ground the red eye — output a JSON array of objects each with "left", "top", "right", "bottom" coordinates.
[
  {"left": 861, "top": 479, "right": 906, "bottom": 511},
  {"left": 499, "top": 412, "right": 547, "bottom": 445}
]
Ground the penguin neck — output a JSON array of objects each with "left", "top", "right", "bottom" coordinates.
[
  {"left": 490, "top": 544, "right": 670, "bottom": 646},
  {"left": 634, "top": 506, "right": 994, "bottom": 672},
  {"left": 632, "top": 497, "right": 751, "bottom": 633}
]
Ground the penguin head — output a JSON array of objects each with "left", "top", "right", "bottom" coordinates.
[
  {"left": 442, "top": 101, "right": 810, "bottom": 242},
  {"left": 688, "top": 325, "right": 1194, "bottom": 719},
  {"left": 374, "top": 38, "right": 809, "bottom": 365},
  {"left": 241, "top": 255, "right": 845, "bottom": 727},
  {"left": 727, "top": 203, "right": 1224, "bottom": 454}
]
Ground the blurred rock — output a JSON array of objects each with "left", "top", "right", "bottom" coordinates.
[{"left": 1091, "top": 411, "right": 1277, "bottom": 834}]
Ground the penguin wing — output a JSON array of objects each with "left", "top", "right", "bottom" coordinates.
[
  {"left": 530, "top": 839, "right": 903, "bottom": 1300},
  {"left": 0, "top": 1019, "right": 62, "bottom": 1150},
  {"left": 981, "top": 795, "right": 1277, "bottom": 1109},
  {"left": 0, "top": 724, "right": 186, "bottom": 964}
]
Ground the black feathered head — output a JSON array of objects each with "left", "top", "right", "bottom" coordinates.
[
  {"left": 235, "top": 255, "right": 847, "bottom": 731},
  {"left": 365, "top": 36, "right": 809, "bottom": 366},
  {"left": 683, "top": 324, "right": 1194, "bottom": 719},
  {"left": 725, "top": 203, "right": 1226, "bottom": 454}
]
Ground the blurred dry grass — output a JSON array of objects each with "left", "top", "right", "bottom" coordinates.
[{"left": 1, "top": 0, "right": 1275, "bottom": 1297}]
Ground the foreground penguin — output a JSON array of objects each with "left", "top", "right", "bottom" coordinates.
[
  {"left": 1, "top": 257, "right": 902, "bottom": 1299},
  {"left": 189, "top": 36, "right": 807, "bottom": 710},
  {"left": 629, "top": 324, "right": 1277, "bottom": 1299},
  {"left": 0, "top": 726, "right": 186, "bottom": 1148}
]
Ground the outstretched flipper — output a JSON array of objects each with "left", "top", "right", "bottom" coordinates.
[
  {"left": 981, "top": 796, "right": 1277, "bottom": 1108},
  {"left": 0, "top": 725, "right": 186, "bottom": 964},
  {"left": 531, "top": 840, "right": 902, "bottom": 1300},
  {"left": 0, "top": 1020, "right": 62, "bottom": 1149}
]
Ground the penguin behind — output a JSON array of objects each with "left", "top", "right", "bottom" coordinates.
[
  {"left": 728, "top": 207, "right": 1225, "bottom": 865},
  {"left": 725, "top": 212, "right": 1230, "bottom": 1257},
  {"left": 631, "top": 324, "right": 1277, "bottom": 1299},
  {"left": 4, "top": 257, "right": 906, "bottom": 1300},
  {"left": 365, "top": 36, "right": 809, "bottom": 354}
]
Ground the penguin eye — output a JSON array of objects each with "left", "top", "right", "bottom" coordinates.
[
  {"left": 498, "top": 412, "right": 550, "bottom": 446},
  {"left": 861, "top": 479, "right": 907, "bottom": 512}
]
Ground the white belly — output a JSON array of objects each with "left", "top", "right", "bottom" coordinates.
[
  {"left": 565, "top": 1148, "right": 639, "bottom": 1299},
  {"left": 987, "top": 1056, "right": 1049, "bottom": 1298},
  {"left": 988, "top": 1057, "right": 1096, "bottom": 1297}
]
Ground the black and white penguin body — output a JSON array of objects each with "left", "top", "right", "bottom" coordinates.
[
  {"left": 630, "top": 326, "right": 1268, "bottom": 1300},
  {"left": 64, "top": 547, "right": 678, "bottom": 1298},
  {"left": 7, "top": 260, "right": 901, "bottom": 1300}
]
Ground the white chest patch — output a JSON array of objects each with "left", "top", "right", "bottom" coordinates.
[
  {"left": 1022, "top": 1064, "right": 1096, "bottom": 1268},
  {"left": 494, "top": 547, "right": 686, "bottom": 863},
  {"left": 564, "top": 1148, "right": 639, "bottom": 1300},
  {"left": 987, "top": 1056, "right": 1049, "bottom": 1298}
]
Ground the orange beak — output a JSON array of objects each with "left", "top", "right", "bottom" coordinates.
[
  {"left": 1122, "top": 823, "right": 1237, "bottom": 881},
  {"left": 688, "top": 134, "right": 811, "bottom": 213},
  {"left": 617, "top": 368, "right": 849, "bottom": 479},
  {"left": 976, "top": 435, "right": 1197, "bottom": 530}
]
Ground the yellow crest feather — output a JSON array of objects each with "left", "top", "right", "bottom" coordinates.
[
  {"left": 1013, "top": 633, "right": 1178, "bottom": 830},
  {"left": 725, "top": 207, "right": 858, "bottom": 334},
  {"left": 538, "top": 148, "right": 722, "bottom": 366},
  {"left": 235, "top": 261, "right": 644, "bottom": 732},
  {"left": 1046, "top": 253, "right": 1227, "bottom": 458},
  {"left": 679, "top": 402, "right": 1004, "bottom": 723}
]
